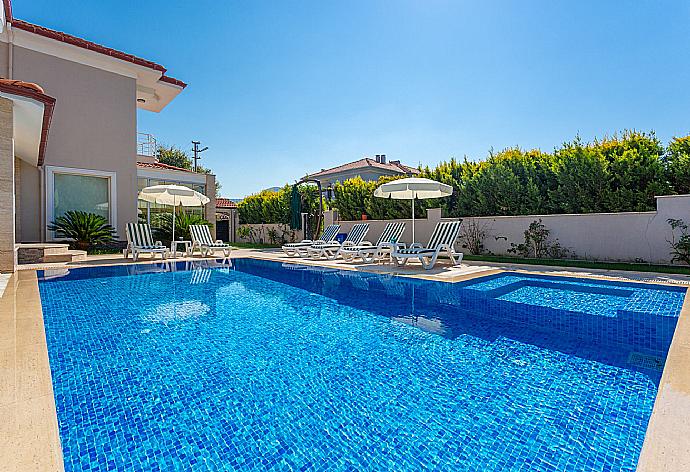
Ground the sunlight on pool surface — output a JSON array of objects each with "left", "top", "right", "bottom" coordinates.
[{"left": 38, "top": 260, "right": 686, "bottom": 471}]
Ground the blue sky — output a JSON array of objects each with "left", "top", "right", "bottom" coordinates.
[{"left": 17, "top": 1, "right": 690, "bottom": 198}]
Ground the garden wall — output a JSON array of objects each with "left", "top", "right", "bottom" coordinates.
[
  {"left": 235, "top": 223, "right": 304, "bottom": 245},
  {"left": 332, "top": 195, "right": 690, "bottom": 264}
]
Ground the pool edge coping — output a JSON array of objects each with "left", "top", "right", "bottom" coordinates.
[
  {"left": 240, "top": 251, "right": 690, "bottom": 287},
  {"left": 0, "top": 270, "right": 64, "bottom": 472},
  {"left": 637, "top": 288, "right": 690, "bottom": 471}
]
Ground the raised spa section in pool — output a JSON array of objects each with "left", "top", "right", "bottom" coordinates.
[{"left": 37, "top": 259, "right": 686, "bottom": 471}]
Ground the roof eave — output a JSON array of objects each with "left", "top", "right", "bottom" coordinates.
[
  {"left": 2, "top": 0, "right": 11, "bottom": 24},
  {"left": 3, "top": 6, "right": 187, "bottom": 111},
  {"left": 0, "top": 80, "right": 55, "bottom": 166}
]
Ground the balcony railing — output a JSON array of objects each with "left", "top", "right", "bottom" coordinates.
[{"left": 137, "top": 133, "right": 157, "bottom": 157}]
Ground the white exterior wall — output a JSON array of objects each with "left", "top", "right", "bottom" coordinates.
[
  {"left": 334, "top": 195, "right": 690, "bottom": 265},
  {"left": 12, "top": 46, "right": 138, "bottom": 241}
]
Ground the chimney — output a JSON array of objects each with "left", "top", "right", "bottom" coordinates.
[
  {"left": 374, "top": 154, "right": 381, "bottom": 163},
  {"left": 380, "top": 154, "right": 386, "bottom": 164}
]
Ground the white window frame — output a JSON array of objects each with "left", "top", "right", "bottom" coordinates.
[{"left": 45, "top": 165, "right": 117, "bottom": 241}]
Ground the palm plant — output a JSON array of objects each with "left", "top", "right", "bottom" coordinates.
[
  {"left": 151, "top": 211, "right": 211, "bottom": 242},
  {"left": 48, "top": 211, "right": 116, "bottom": 251}
]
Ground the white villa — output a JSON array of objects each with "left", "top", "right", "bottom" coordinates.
[{"left": 0, "top": 0, "right": 215, "bottom": 271}]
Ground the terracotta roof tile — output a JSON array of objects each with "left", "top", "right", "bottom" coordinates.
[
  {"left": 159, "top": 75, "right": 187, "bottom": 88},
  {"left": 308, "top": 158, "right": 420, "bottom": 179},
  {"left": 11, "top": 19, "right": 168, "bottom": 72},
  {"left": 10, "top": 19, "right": 187, "bottom": 88},
  {"left": 4, "top": 2, "right": 187, "bottom": 89},
  {"left": 137, "top": 161, "right": 195, "bottom": 173},
  {"left": 216, "top": 198, "right": 238, "bottom": 209}
]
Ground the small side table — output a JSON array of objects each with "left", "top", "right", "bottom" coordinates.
[
  {"left": 171, "top": 240, "right": 191, "bottom": 258},
  {"left": 385, "top": 241, "right": 406, "bottom": 255}
]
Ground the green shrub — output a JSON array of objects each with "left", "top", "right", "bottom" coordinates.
[
  {"left": 236, "top": 131, "right": 690, "bottom": 238},
  {"left": 667, "top": 218, "right": 690, "bottom": 265},
  {"left": 332, "top": 175, "right": 426, "bottom": 220},
  {"left": 237, "top": 184, "right": 322, "bottom": 237},
  {"left": 48, "top": 211, "right": 116, "bottom": 251},
  {"left": 458, "top": 220, "right": 490, "bottom": 255},
  {"left": 508, "top": 219, "right": 570, "bottom": 259},
  {"left": 152, "top": 212, "right": 211, "bottom": 242},
  {"left": 330, "top": 130, "right": 686, "bottom": 220},
  {"left": 236, "top": 225, "right": 256, "bottom": 243},
  {"left": 664, "top": 136, "right": 690, "bottom": 195}
]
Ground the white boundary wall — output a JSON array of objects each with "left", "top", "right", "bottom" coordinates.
[
  {"left": 332, "top": 195, "right": 690, "bottom": 264},
  {"left": 236, "top": 223, "right": 303, "bottom": 245}
]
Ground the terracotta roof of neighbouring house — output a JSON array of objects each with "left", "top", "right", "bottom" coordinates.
[
  {"left": 307, "top": 158, "right": 420, "bottom": 179},
  {"left": 0, "top": 78, "right": 55, "bottom": 166},
  {"left": 3, "top": 1, "right": 186, "bottom": 88},
  {"left": 216, "top": 198, "right": 238, "bottom": 209},
  {"left": 137, "top": 161, "right": 196, "bottom": 173}
]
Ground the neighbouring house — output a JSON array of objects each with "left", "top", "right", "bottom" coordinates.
[
  {"left": 216, "top": 197, "right": 238, "bottom": 218},
  {"left": 215, "top": 198, "right": 238, "bottom": 242},
  {"left": 306, "top": 154, "right": 420, "bottom": 189},
  {"left": 0, "top": 0, "right": 215, "bottom": 271}
]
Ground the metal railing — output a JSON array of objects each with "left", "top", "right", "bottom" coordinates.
[{"left": 137, "top": 133, "right": 157, "bottom": 157}]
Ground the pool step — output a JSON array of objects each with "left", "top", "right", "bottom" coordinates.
[
  {"left": 43, "top": 249, "right": 87, "bottom": 263},
  {"left": 482, "top": 280, "right": 634, "bottom": 300},
  {"left": 17, "top": 243, "right": 87, "bottom": 264}
]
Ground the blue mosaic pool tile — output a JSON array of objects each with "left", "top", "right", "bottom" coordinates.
[{"left": 37, "top": 260, "right": 685, "bottom": 471}]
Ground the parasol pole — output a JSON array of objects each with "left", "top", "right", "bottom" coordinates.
[
  {"left": 172, "top": 194, "right": 176, "bottom": 242},
  {"left": 411, "top": 194, "right": 415, "bottom": 243}
]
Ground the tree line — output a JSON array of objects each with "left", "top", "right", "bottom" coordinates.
[
  {"left": 337, "top": 130, "right": 690, "bottom": 219},
  {"left": 238, "top": 130, "right": 690, "bottom": 223},
  {"left": 238, "top": 184, "right": 321, "bottom": 225},
  {"left": 156, "top": 144, "right": 222, "bottom": 197}
]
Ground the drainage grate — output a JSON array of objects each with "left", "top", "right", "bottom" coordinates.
[{"left": 628, "top": 352, "right": 665, "bottom": 372}]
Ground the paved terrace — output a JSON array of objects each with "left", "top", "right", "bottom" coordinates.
[{"left": 1, "top": 248, "right": 689, "bottom": 471}]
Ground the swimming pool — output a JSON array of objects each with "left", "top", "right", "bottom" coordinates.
[{"left": 38, "top": 259, "right": 686, "bottom": 471}]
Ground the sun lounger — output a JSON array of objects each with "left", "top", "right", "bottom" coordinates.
[
  {"left": 190, "top": 224, "right": 233, "bottom": 257},
  {"left": 391, "top": 220, "right": 463, "bottom": 270},
  {"left": 307, "top": 223, "right": 370, "bottom": 260},
  {"left": 281, "top": 224, "right": 340, "bottom": 257},
  {"left": 124, "top": 223, "right": 169, "bottom": 262},
  {"left": 340, "top": 221, "right": 406, "bottom": 263}
]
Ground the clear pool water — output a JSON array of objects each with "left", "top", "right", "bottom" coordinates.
[{"left": 38, "top": 259, "right": 686, "bottom": 471}]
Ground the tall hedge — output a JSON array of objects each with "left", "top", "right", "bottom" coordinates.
[
  {"left": 237, "top": 184, "right": 321, "bottom": 225},
  {"left": 239, "top": 130, "right": 690, "bottom": 223},
  {"left": 331, "top": 176, "right": 428, "bottom": 220},
  {"left": 333, "top": 130, "right": 684, "bottom": 219},
  {"left": 664, "top": 135, "right": 690, "bottom": 195}
]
